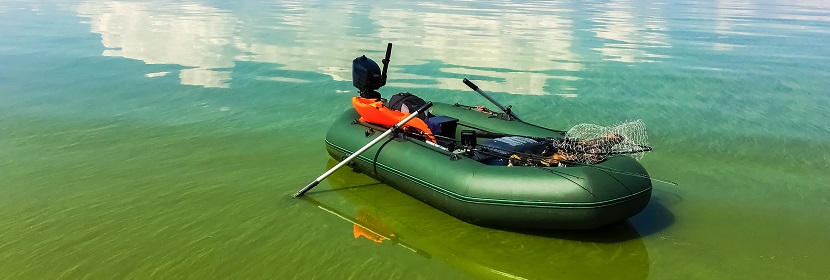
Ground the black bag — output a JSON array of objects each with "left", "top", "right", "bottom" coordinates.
[{"left": 386, "top": 92, "right": 430, "bottom": 120}]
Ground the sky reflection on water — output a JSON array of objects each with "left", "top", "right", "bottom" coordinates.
[
  {"left": 74, "top": 0, "right": 690, "bottom": 95},
  {"left": 3, "top": 0, "right": 829, "bottom": 279}
]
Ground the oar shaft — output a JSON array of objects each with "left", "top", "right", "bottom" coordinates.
[
  {"left": 462, "top": 78, "right": 521, "bottom": 121},
  {"left": 295, "top": 125, "right": 396, "bottom": 197},
  {"left": 294, "top": 102, "right": 433, "bottom": 197}
]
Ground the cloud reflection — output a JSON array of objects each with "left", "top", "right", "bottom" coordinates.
[
  {"left": 76, "top": 0, "right": 677, "bottom": 94},
  {"left": 591, "top": 0, "right": 670, "bottom": 63},
  {"left": 711, "top": 0, "right": 753, "bottom": 51},
  {"left": 771, "top": 0, "right": 830, "bottom": 23},
  {"left": 77, "top": 1, "right": 237, "bottom": 88},
  {"left": 371, "top": 2, "right": 581, "bottom": 95}
]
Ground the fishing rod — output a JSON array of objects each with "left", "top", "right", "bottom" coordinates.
[
  {"left": 565, "top": 161, "right": 678, "bottom": 186},
  {"left": 352, "top": 122, "right": 678, "bottom": 186},
  {"left": 472, "top": 147, "right": 677, "bottom": 186},
  {"left": 356, "top": 119, "right": 651, "bottom": 161},
  {"left": 349, "top": 112, "right": 670, "bottom": 185},
  {"left": 456, "top": 129, "right": 653, "bottom": 156}
]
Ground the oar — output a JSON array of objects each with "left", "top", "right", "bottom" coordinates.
[
  {"left": 293, "top": 101, "right": 434, "bottom": 197},
  {"left": 462, "top": 78, "right": 522, "bottom": 121}
]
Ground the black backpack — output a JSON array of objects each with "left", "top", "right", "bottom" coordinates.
[{"left": 386, "top": 92, "right": 430, "bottom": 120}]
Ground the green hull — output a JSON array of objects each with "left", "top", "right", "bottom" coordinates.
[{"left": 325, "top": 102, "right": 652, "bottom": 230}]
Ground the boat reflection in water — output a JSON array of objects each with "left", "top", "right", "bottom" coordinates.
[{"left": 301, "top": 159, "right": 651, "bottom": 280}]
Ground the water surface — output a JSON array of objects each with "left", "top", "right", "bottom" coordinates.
[{"left": 1, "top": 0, "right": 828, "bottom": 279}]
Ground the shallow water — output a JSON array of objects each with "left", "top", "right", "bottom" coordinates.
[{"left": 1, "top": 0, "right": 829, "bottom": 279}]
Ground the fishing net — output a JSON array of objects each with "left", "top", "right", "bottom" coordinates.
[{"left": 552, "top": 119, "right": 651, "bottom": 165}]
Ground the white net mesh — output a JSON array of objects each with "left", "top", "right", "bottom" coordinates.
[{"left": 554, "top": 119, "right": 650, "bottom": 165}]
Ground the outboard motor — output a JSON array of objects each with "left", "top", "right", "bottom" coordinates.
[
  {"left": 352, "top": 55, "right": 383, "bottom": 99},
  {"left": 352, "top": 43, "right": 392, "bottom": 99}
]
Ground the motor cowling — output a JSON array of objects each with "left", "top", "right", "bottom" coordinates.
[{"left": 352, "top": 55, "right": 384, "bottom": 98}]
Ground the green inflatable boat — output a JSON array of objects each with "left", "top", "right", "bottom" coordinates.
[{"left": 321, "top": 44, "right": 652, "bottom": 230}]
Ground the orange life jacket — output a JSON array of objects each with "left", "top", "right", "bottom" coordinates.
[{"left": 352, "top": 97, "right": 436, "bottom": 143}]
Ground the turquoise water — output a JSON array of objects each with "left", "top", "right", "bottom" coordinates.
[{"left": 1, "top": 0, "right": 829, "bottom": 279}]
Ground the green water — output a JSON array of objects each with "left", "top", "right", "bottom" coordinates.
[{"left": 1, "top": 0, "right": 829, "bottom": 279}]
